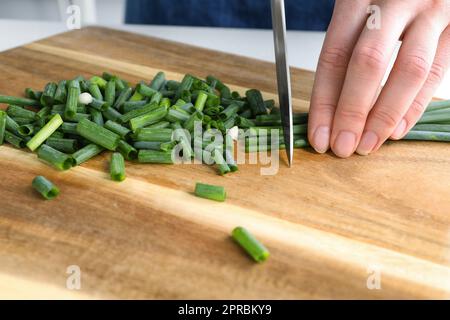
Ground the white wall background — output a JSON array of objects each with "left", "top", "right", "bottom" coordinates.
[{"left": 0, "top": 0, "right": 126, "bottom": 24}]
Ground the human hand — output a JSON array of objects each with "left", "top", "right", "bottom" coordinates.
[{"left": 308, "top": 0, "right": 450, "bottom": 157}]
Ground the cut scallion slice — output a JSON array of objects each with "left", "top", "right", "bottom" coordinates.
[{"left": 32, "top": 176, "right": 60, "bottom": 200}]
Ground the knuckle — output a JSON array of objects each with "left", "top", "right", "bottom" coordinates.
[
  {"left": 371, "top": 106, "right": 402, "bottom": 128},
  {"left": 399, "top": 53, "right": 431, "bottom": 80},
  {"left": 408, "top": 99, "right": 427, "bottom": 118},
  {"left": 311, "top": 100, "right": 337, "bottom": 117},
  {"left": 319, "top": 46, "right": 351, "bottom": 71},
  {"left": 336, "top": 106, "right": 367, "bottom": 123},
  {"left": 426, "top": 61, "right": 446, "bottom": 85},
  {"left": 352, "top": 44, "right": 386, "bottom": 72}
]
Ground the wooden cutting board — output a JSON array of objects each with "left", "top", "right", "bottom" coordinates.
[{"left": 0, "top": 26, "right": 449, "bottom": 299}]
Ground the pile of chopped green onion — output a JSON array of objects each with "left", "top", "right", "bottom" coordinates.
[
  {"left": 0, "top": 72, "right": 313, "bottom": 178},
  {"left": 1, "top": 72, "right": 449, "bottom": 179}
]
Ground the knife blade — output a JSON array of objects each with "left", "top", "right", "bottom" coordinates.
[{"left": 271, "top": 0, "right": 293, "bottom": 167}]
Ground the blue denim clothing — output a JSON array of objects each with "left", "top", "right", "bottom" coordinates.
[{"left": 125, "top": 0, "right": 335, "bottom": 31}]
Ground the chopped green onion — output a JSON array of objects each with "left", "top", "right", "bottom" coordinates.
[
  {"left": 103, "top": 106, "right": 123, "bottom": 122},
  {"left": 40, "top": 82, "right": 57, "bottom": 107},
  {"left": 0, "top": 110, "right": 6, "bottom": 145},
  {"left": 213, "top": 149, "right": 231, "bottom": 175},
  {"left": 138, "top": 150, "right": 174, "bottom": 164},
  {"left": 104, "top": 120, "right": 131, "bottom": 138},
  {"left": 46, "top": 137, "right": 78, "bottom": 154},
  {"left": 246, "top": 89, "right": 267, "bottom": 116},
  {"left": 113, "top": 87, "right": 133, "bottom": 111},
  {"left": 159, "top": 97, "right": 171, "bottom": 109},
  {"left": 0, "top": 94, "right": 40, "bottom": 107},
  {"left": 194, "top": 182, "right": 226, "bottom": 202},
  {"left": 231, "top": 226, "right": 269, "bottom": 262},
  {"left": 25, "top": 88, "right": 42, "bottom": 101},
  {"left": 4, "top": 131, "right": 26, "bottom": 148},
  {"left": 129, "top": 106, "right": 168, "bottom": 132},
  {"left": 90, "top": 76, "right": 107, "bottom": 89},
  {"left": 72, "top": 143, "right": 104, "bottom": 165},
  {"left": 54, "top": 80, "right": 67, "bottom": 103},
  {"left": 26, "top": 114, "right": 63, "bottom": 151},
  {"left": 137, "top": 83, "right": 157, "bottom": 97},
  {"left": 105, "top": 80, "right": 116, "bottom": 106},
  {"left": 76, "top": 118, "right": 120, "bottom": 151},
  {"left": 110, "top": 152, "right": 126, "bottom": 182},
  {"left": 117, "top": 140, "right": 138, "bottom": 160},
  {"left": 150, "top": 72, "right": 166, "bottom": 91},
  {"left": 122, "top": 100, "right": 148, "bottom": 113},
  {"left": 194, "top": 90, "right": 208, "bottom": 112},
  {"left": 36, "top": 106, "right": 51, "bottom": 120},
  {"left": 119, "top": 102, "right": 159, "bottom": 124},
  {"left": 89, "top": 108, "right": 104, "bottom": 126},
  {"left": 37, "top": 144, "right": 73, "bottom": 171},
  {"left": 219, "top": 103, "right": 240, "bottom": 120},
  {"left": 88, "top": 82, "right": 103, "bottom": 101},
  {"left": 32, "top": 176, "right": 60, "bottom": 200},
  {"left": 60, "top": 122, "right": 78, "bottom": 135},
  {"left": 134, "top": 128, "right": 173, "bottom": 142},
  {"left": 65, "top": 80, "right": 80, "bottom": 120},
  {"left": 89, "top": 98, "right": 110, "bottom": 111},
  {"left": 165, "top": 108, "right": 190, "bottom": 123},
  {"left": 17, "top": 124, "right": 35, "bottom": 136},
  {"left": 133, "top": 141, "right": 162, "bottom": 150},
  {"left": 6, "top": 105, "right": 36, "bottom": 121}
]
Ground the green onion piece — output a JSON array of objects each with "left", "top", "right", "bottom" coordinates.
[
  {"left": 425, "top": 100, "right": 450, "bottom": 113},
  {"left": 294, "top": 137, "right": 310, "bottom": 148},
  {"left": 246, "top": 89, "right": 267, "bottom": 116},
  {"left": 113, "top": 87, "right": 133, "bottom": 111},
  {"left": 46, "top": 137, "right": 78, "bottom": 154},
  {"left": 36, "top": 106, "right": 51, "bottom": 120},
  {"left": 194, "top": 90, "right": 208, "bottom": 112},
  {"left": 159, "top": 97, "right": 171, "bottom": 109},
  {"left": 239, "top": 109, "right": 252, "bottom": 119},
  {"left": 138, "top": 150, "right": 174, "bottom": 164},
  {"left": 4, "top": 131, "right": 26, "bottom": 148},
  {"left": 231, "top": 226, "right": 269, "bottom": 262},
  {"left": 18, "top": 124, "right": 35, "bottom": 136},
  {"left": 122, "top": 100, "right": 148, "bottom": 113},
  {"left": 54, "top": 80, "right": 67, "bottom": 103},
  {"left": 32, "top": 176, "right": 60, "bottom": 200},
  {"left": 119, "top": 102, "right": 159, "bottom": 124},
  {"left": 166, "top": 80, "right": 180, "bottom": 91},
  {"left": 26, "top": 114, "right": 63, "bottom": 151},
  {"left": 213, "top": 149, "right": 231, "bottom": 175},
  {"left": 129, "top": 106, "right": 168, "bottom": 132},
  {"left": 105, "top": 80, "right": 116, "bottom": 106},
  {"left": 133, "top": 141, "right": 162, "bottom": 150},
  {"left": 37, "top": 144, "right": 73, "bottom": 171},
  {"left": 402, "top": 131, "right": 450, "bottom": 142},
  {"left": 0, "top": 94, "right": 40, "bottom": 107},
  {"left": 110, "top": 152, "right": 126, "bottom": 182},
  {"left": 76, "top": 118, "right": 120, "bottom": 151},
  {"left": 264, "top": 99, "right": 275, "bottom": 110},
  {"left": 0, "top": 110, "right": 6, "bottom": 145},
  {"left": 40, "top": 82, "right": 57, "bottom": 107},
  {"left": 88, "top": 82, "right": 103, "bottom": 101},
  {"left": 89, "top": 108, "right": 104, "bottom": 126},
  {"left": 146, "top": 121, "right": 170, "bottom": 129},
  {"left": 175, "top": 74, "right": 194, "bottom": 100},
  {"left": 150, "top": 71, "right": 166, "bottom": 91},
  {"left": 130, "top": 89, "right": 145, "bottom": 102},
  {"left": 160, "top": 141, "right": 177, "bottom": 152},
  {"left": 165, "top": 108, "right": 190, "bottom": 123},
  {"left": 219, "top": 103, "right": 240, "bottom": 120},
  {"left": 65, "top": 80, "right": 80, "bottom": 120},
  {"left": 117, "top": 140, "right": 138, "bottom": 160},
  {"left": 411, "top": 124, "right": 450, "bottom": 132},
  {"left": 103, "top": 107, "right": 123, "bottom": 122},
  {"left": 172, "top": 122, "right": 193, "bottom": 159},
  {"left": 225, "top": 149, "right": 238, "bottom": 172},
  {"left": 72, "top": 143, "right": 104, "bottom": 165},
  {"left": 52, "top": 104, "right": 86, "bottom": 114},
  {"left": 25, "top": 88, "right": 43, "bottom": 101},
  {"left": 61, "top": 122, "right": 78, "bottom": 135},
  {"left": 90, "top": 76, "right": 107, "bottom": 89},
  {"left": 183, "top": 111, "right": 204, "bottom": 132},
  {"left": 104, "top": 120, "right": 131, "bottom": 138},
  {"left": 149, "top": 91, "right": 162, "bottom": 105},
  {"left": 194, "top": 182, "right": 226, "bottom": 202},
  {"left": 113, "top": 76, "right": 127, "bottom": 91},
  {"left": 89, "top": 98, "right": 110, "bottom": 112},
  {"left": 136, "top": 83, "right": 157, "bottom": 97},
  {"left": 6, "top": 105, "right": 36, "bottom": 121},
  {"left": 255, "top": 113, "right": 309, "bottom": 126},
  {"left": 134, "top": 128, "right": 173, "bottom": 142}
]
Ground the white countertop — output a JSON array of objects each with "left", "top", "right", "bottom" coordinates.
[{"left": 0, "top": 19, "right": 448, "bottom": 99}]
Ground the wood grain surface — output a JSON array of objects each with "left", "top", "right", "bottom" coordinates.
[{"left": 0, "top": 27, "right": 449, "bottom": 299}]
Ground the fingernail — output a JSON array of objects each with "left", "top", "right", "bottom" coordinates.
[
  {"left": 391, "top": 119, "right": 407, "bottom": 140},
  {"left": 356, "top": 131, "right": 379, "bottom": 156},
  {"left": 312, "top": 126, "right": 330, "bottom": 153},
  {"left": 333, "top": 131, "right": 356, "bottom": 158}
]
